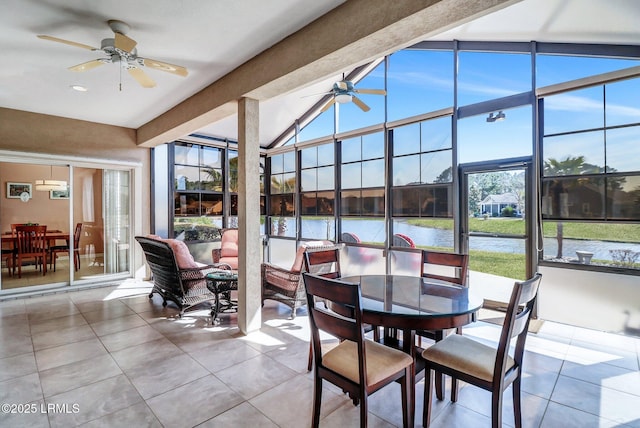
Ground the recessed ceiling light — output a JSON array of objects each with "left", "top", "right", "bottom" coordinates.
[{"left": 70, "top": 85, "right": 88, "bottom": 92}]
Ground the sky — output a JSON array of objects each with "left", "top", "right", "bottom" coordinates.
[{"left": 295, "top": 48, "right": 640, "bottom": 169}]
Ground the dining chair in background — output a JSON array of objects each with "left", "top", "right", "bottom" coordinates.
[
  {"left": 416, "top": 250, "right": 471, "bottom": 399},
  {"left": 261, "top": 241, "right": 339, "bottom": 320},
  {"left": 49, "top": 222, "right": 82, "bottom": 272},
  {"left": 303, "top": 273, "right": 413, "bottom": 428},
  {"left": 303, "top": 243, "right": 345, "bottom": 371},
  {"left": 421, "top": 273, "right": 542, "bottom": 428},
  {"left": 417, "top": 250, "right": 470, "bottom": 341},
  {"left": 303, "top": 245, "right": 342, "bottom": 280},
  {"left": 1, "top": 247, "right": 14, "bottom": 276},
  {"left": 1, "top": 224, "right": 25, "bottom": 276},
  {"left": 14, "top": 225, "right": 48, "bottom": 278},
  {"left": 420, "top": 250, "right": 469, "bottom": 286}
]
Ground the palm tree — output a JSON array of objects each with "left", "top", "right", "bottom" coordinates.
[{"left": 543, "top": 155, "right": 602, "bottom": 258}]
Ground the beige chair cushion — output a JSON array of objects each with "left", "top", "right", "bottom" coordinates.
[
  {"left": 322, "top": 339, "right": 413, "bottom": 387},
  {"left": 422, "top": 334, "right": 514, "bottom": 383}
]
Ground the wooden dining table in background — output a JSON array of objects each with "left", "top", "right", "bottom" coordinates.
[
  {"left": 2, "top": 230, "right": 70, "bottom": 244},
  {"left": 2, "top": 230, "right": 71, "bottom": 276}
]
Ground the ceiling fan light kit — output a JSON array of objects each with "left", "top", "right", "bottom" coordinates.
[
  {"left": 37, "top": 19, "right": 188, "bottom": 89},
  {"left": 320, "top": 79, "right": 386, "bottom": 113}
]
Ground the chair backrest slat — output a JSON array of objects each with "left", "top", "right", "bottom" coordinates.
[
  {"left": 15, "top": 225, "right": 47, "bottom": 254},
  {"left": 304, "top": 246, "right": 341, "bottom": 279},
  {"left": 421, "top": 250, "right": 469, "bottom": 286},
  {"left": 303, "top": 273, "right": 363, "bottom": 359},
  {"left": 494, "top": 273, "right": 542, "bottom": 383}
]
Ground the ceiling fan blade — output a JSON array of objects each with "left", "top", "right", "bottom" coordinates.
[
  {"left": 127, "top": 67, "right": 156, "bottom": 88},
  {"left": 37, "top": 35, "right": 97, "bottom": 51},
  {"left": 69, "top": 59, "right": 106, "bottom": 72},
  {"left": 352, "top": 96, "right": 371, "bottom": 112},
  {"left": 139, "top": 58, "right": 188, "bottom": 77},
  {"left": 320, "top": 98, "right": 336, "bottom": 113},
  {"left": 114, "top": 32, "right": 137, "bottom": 53},
  {"left": 354, "top": 88, "right": 386, "bottom": 95}
]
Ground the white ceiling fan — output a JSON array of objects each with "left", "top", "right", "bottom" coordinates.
[
  {"left": 319, "top": 79, "right": 386, "bottom": 112},
  {"left": 37, "top": 19, "right": 188, "bottom": 88}
]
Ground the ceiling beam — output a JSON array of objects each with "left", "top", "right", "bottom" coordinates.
[{"left": 137, "top": 0, "right": 520, "bottom": 147}]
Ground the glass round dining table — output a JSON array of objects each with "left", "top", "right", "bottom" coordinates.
[
  {"left": 341, "top": 274, "right": 484, "bottom": 416},
  {"left": 341, "top": 274, "right": 483, "bottom": 332}
]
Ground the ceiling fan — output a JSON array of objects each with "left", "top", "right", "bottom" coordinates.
[
  {"left": 37, "top": 19, "right": 188, "bottom": 89},
  {"left": 320, "top": 79, "right": 386, "bottom": 112}
]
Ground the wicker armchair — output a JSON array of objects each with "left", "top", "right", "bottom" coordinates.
[
  {"left": 136, "top": 236, "right": 230, "bottom": 320},
  {"left": 211, "top": 228, "right": 238, "bottom": 269},
  {"left": 261, "top": 241, "right": 343, "bottom": 319}
]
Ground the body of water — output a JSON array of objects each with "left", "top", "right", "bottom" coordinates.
[{"left": 293, "top": 218, "right": 640, "bottom": 262}]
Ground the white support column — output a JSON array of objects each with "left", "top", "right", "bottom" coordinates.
[{"left": 237, "top": 97, "right": 261, "bottom": 334}]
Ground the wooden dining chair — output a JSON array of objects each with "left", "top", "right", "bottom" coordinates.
[
  {"left": 420, "top": 250, "right": 469, "bottom": 286},
  {"left": 14, "top": 225, "right": 48, "bottom": 278},
  {"left": 303, "top": 245, "right": 342, "bottom": 280},
  {"left": 50, "top": 222, "right": 82, "bottom": 272},
  {"left": 416, "top": 250, "right": 471, "bottom": 398},
  {"left": 422, "top": 273, "right": 542, "bottom": 428},
  {"left": 304, "top": 244, "right": 343, "bottom": 371},
  {"left": 416, "top": 250, "right": 470, "bottom": 341},
  {"left": 303, "top": 273, "right": 413, "bottom": 428}
]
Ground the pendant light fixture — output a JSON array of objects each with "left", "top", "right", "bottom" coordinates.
[{"left": 35, "top": 165, "right": 67, "bottom": 192}]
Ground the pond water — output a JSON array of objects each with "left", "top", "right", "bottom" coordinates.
[{"left": 293, "top": 218, "right": 640, "bottom": 262}]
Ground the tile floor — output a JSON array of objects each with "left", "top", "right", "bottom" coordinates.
[{"left": 1, "top": 279, "right": 640, "bottom": 427}]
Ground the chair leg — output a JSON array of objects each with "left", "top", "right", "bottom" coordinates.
[
  {"left": 312, "top": 378, "right": 322, "bottom": 428},
  {"left": 423, "top": 368, "right": 434, "bottom": 428},
  {"left": 359, "top": 391, "right": 368, "bottom": 428},
  {"left": 451, "top": 376, "right": 459, "bottom": 402},
  {"left": 491, "top": 389, "right": 504, "bottom": 428},
  {"left": 434, "top": 330, "right": 445, "bottom": 400},
  {"left": 512, "top": 377, "right": 523, "bottom": 428},
  {"left": 400, "top": 367, "right": 411, "bottom": 428},
  {"left": 307, "top": 342, "right": 313, "bottom": 372}
]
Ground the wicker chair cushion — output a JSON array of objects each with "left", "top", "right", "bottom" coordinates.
[
  {"left": 422, "top": 334, "right": 515, "bottom": 382},
  {"left": 323, "top": 339, "right": 413, "bottom": 387},
  {"left": 162, "top": 238, "right": 199, "bottom": 269},
  {"left": 220, "top": 229, "right": 238, "bottom": 258}
]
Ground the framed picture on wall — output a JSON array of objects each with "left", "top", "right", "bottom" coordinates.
[
  {"left": 50, "top": 187, "right": 70, "bottom": 200},
  {"left": 7, "top": 182, "right": 32, "bottom": 199}
]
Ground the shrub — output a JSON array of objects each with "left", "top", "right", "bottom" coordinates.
[{"left": 501, "top": 206, "right": 515, "bottom": 217}]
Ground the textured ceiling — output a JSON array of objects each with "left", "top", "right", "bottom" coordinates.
[{"left": 2, "top": 0, "right": 639, "bottom": 148}]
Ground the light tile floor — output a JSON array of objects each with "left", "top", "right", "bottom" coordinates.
[{"left": 1, "top": 279, "right": 639, "bottom": 427}]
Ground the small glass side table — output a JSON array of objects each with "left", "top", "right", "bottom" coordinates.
[{"left": 205, "top": 271, "right": 238, "bottom": 323}]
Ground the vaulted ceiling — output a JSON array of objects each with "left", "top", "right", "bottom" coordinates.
[{"left": 2, "top": 0, "right": 638, "bottom": 149}]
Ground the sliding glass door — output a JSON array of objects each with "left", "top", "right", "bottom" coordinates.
[
  {"left": 0, "top": 162, "right": 132, "bottom": 292},
  {"left": 71, "top": 167, "right": 131, "bottom": 282}
]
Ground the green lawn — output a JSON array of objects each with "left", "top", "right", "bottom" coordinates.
[
  {"left": 407, "top": 218, "right": 640, "bottom": 243},
  {"left": 417, "top": 244, "right": 527, "bottom": 280}
]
